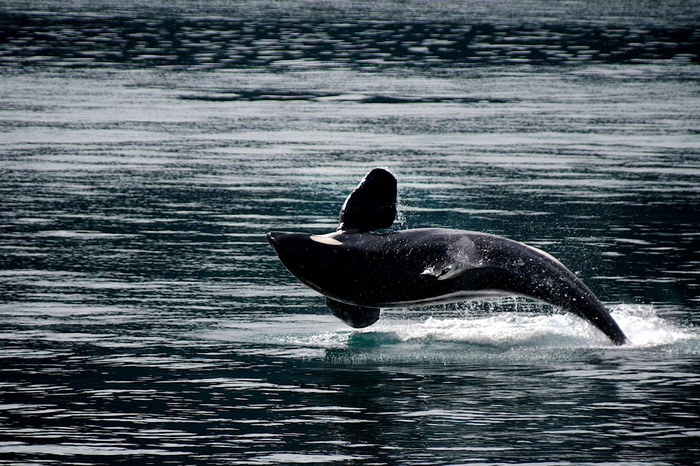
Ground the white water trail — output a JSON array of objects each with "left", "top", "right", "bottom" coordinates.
[{"left": 363, "top": 303, "right": 695, "bottom": 349}]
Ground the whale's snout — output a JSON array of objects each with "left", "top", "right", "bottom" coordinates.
[
  {"left": 266, "top": 231, "right": 314, "bottom": 267},
  {"left": 267, "top": 231, "right": 300, "bottom": 252},
  {"left": 266, "top": 231, "right": 282, "bottom": 248}
]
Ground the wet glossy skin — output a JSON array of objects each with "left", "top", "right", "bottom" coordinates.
[{"left": 267, "top": 228, "right": 628, "bottom": 345}]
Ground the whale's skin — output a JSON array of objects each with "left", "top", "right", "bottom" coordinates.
[
  {"left": 266, "top": 168, "right": 628, "bottom": 345},
  {"left": 267, "top": 228, "right": 628, "bottom": 345}
]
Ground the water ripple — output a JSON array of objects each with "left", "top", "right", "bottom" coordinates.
[{"left": 1, "top": 14, "right": 698, "bottom": 69}]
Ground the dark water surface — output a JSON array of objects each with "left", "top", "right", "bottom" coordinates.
[{"left": 1, "top": 1, "right": 700, "bottom": 464}]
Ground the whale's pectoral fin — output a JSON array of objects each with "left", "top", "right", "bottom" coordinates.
[
  {"left": 338, "top": 168, "right": 397, "bottom": 232},
  {"left": 421, "top": 263, "right": 469, "bottom": 281},
  {"left": 326, "top": 298, "right": 381, "bottom": 328}
]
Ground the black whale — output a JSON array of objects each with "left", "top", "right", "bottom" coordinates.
[{"left": 267, "top": 168, "right": 628, "bottom": 345}]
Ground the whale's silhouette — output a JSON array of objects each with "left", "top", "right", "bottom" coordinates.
[{"left": 267, "top": 168, "right": 628, "bottom": 345}]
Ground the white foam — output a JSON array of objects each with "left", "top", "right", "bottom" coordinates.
[
  {"left": 195, "top": 303, "right": 697, "bottom": 361},
  {"left": 609, "top": 304, "right": 693, "bottom": 347},
  {"left": 354, "top": 303, "right": 695, "bottom": 350},
  {"left": 363, "top": 312, "right": 606, "bottom": 348}
]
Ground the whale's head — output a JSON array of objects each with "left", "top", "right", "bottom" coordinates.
[
  {"left": 266, "top": 231, "right": 311, "bottom": 269},
  {"left": 266, "top": 231, "right": 346, "bottom": 294},
  {"left": 267, "top": 168, "right": 397, "bottom": 299},
  {"left": 267, "top": 230, "right": 384, "bottom": 328}
]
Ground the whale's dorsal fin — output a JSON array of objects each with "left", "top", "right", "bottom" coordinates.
[{"left": 338, "top": 168, "right": 397, "bottom": 232}]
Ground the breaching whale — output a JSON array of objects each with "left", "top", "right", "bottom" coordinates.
[{"left": 267, "top": 168, "right": 628, "bottom": 345}]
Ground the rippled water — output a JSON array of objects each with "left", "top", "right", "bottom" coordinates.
[{"left": 2, "top": 1, "right": 700, "bottom": 464}]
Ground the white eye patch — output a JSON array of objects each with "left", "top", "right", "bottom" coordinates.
[{"left": 310, "top": 235, "right": 343, "bottom": 246}]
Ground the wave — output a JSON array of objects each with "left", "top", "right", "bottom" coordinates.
[
  {"left": 320, "top": 305, "right": 698, "bottom": 364},
  {"left": 179, "top": 90, "right": 512, "bottom": 104},
  {"left": 209, "top": 302, "right": 698, "bottom": 364},
  {"left": 357, "top": 304, "right": 693, "bottom": 349},
  {"left": 2, "top": 13, "right": 698, "bottom": 68}
]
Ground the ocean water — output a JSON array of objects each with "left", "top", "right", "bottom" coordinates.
[{"left": 1, "top": 1, "right": 700, "bottom": 464}]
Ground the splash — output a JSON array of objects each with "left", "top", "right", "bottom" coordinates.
[
  {"left": 361, "top": 303, "right": 694, "bottom": 349},
  {"left": 609, "top": 304, "right": 694, "bottom": 347},
  {"left": 315, "top": 304, "right": 697, "bottom": 365},
  {"left": 197, "top": 302, "right": 697, "bottom": 364}
]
